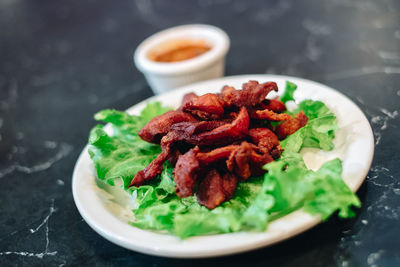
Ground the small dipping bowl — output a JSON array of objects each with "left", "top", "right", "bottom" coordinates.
[{"left": 134, "top": 24, "right": 230, "bottom": 94}]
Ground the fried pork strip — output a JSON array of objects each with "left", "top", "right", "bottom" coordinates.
[
  {"left": 275, "top": 111, "right": 308, "bottom": 140},
  {"left": 196, "top": 107, "right": 249, "bottom": 146},
  {"left": 220, "top": 81, "right": 278, "bottom": 108},
  {"left": 182, "top": 93, "right": 225, "bottom": 120},
  {"left": 173, "top": 147, "right": 200, "bottom": 197},
  {"left": 197, "top": 170, "right": 238, "bottom": 209},
  {"left": 250, "top": 109, "right": 292, "bottom": 121},
  {"left": 248, "top": 128, "right": 280, "bottom": 153},
  {"left": 138, "top": 110, "right": 197, "bottom": 144},
  {"left": 259, "top": 99, "right": 286, "bottom": 112}
]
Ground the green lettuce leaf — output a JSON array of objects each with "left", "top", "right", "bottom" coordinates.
[
  {"left": 281, "top": 100, "right": 338, "bottom": 152},
  {"left": 173, "top": 206, "right": 242, "bottom": 238},
  {"left": 88, "top": 125, "right": 159, "bottom": 188},
  {"left": 304, "top": 159, "right": 361, "bottom": 219},
  {"left": 263, "top": 154, "right": 360, "bottom": 221},
  {"left": 280, "top": 81, "right": 297, "bottom": 103},
  {"left": 88, "top": 103, "right": 170, "bottom": 188},
  {"left": 240, "top": 181, "right": 274, "bottom": 231}
]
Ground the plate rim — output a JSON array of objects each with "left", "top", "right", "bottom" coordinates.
[{"left": 72, "top": 74, "right": 374, "bottom": 258}]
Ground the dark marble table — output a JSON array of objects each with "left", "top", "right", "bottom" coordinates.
[{"left": 1, "top": 0, "right": 399, "bottom": 266}]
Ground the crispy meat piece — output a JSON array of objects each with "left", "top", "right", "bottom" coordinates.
[
  {"left": 197, "top": 142, "right": 255, "bottom": 179},
  {"left": 196, "top": 139, "right": 274, "bottom": 177},
  {"left": 130, "top": 130, "right": 177, "bottom": 186},
  {"left": 173, "top": 147, "right": 200, "bottom": 197},
  {"left": 248, "top": 128, "right": 280, "bottom": 153},
  {"left": 226, "top": 142, "right": 252, "bottom": 179},
  {"left": 183, "top": 93, "right": 225, "bottom": 120},
  {"left": 197, "top": 170, "right": 237, "bottom": 209},
  {"left": 248, "top": 137, "right": 276, "bottom": 174},
  {"left": 196, "top": 107, "right": 250, "bottom": 146},
  {"left": 250, "top": 109, "right": 292, "bottom": 121},
  {"left": 249, "top": 152, "right": 274, "bottom": 176},
  {"left": 220, "top": 81, "right": 278, "bottom": 108},
  {"left": 270, "top": 145, "right": 283, "bottom": 159},
  {"left": 196, "top": 145, "right": 239, "bottom": 164},
  {"left": 171, "top": 120, "right": 226, "bottom": 136},
  {"left": 223, "top": 112, "right": 238, "bottom": 122},
  {"left": 138, "top": 110, "right": 197, "bottom": 144},
  {"left": 218, "top": 86, "right": 235, "bottom": 107},
  {"left": 153, "top": 130, "right": 193, "bottom": 153},
  {"left": 250, "top": 152, "right": 274, "bottom": 166},
  {"left": 155, "top": 120, "right": 228, "bottom": 152},
  {"left": 167, "top": 148, "right": 181, "bottom": 165},
  {"left": 275, "top": 111, "right": 308, "bottom": 140},
  {"left": 179, "top": 92, "right": 198, "bottom": 110},
  {"left": 260, "top": 99, "right": 286, "bottom": 112},
  {"left": 130, "top": 149, "right": 169, "bottom": 186}
]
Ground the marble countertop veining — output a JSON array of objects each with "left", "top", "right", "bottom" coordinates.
[{"left": 0, "top": 0, "right": 399, "bottom": 266}]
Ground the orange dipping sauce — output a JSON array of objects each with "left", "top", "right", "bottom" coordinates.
[{"left": 148, "top": 39, "right": 212, "bottom": 63}]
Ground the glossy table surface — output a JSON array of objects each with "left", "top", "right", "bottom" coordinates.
[{"left": 1, "top": 0, "right": 399, "bottom": 266}]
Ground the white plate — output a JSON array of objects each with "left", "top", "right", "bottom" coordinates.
[{"left": 72, "top": 74, "right": 374, "bottom": 258}]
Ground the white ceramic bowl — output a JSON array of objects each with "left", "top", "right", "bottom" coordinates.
[{"left": 134, "top": 24, "right": 230, "bottom": 94}]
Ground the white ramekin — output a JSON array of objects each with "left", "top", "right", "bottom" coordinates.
[{"left": 134, "top": 24, "right": 230, "bottom": 94}]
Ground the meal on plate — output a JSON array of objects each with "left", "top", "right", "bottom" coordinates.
[
  {"left": 88, "top": 80, "right": 361, "bottom": 238},
  {"left": 131, "top": 81, "right": 307, "bottom": 209}
]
